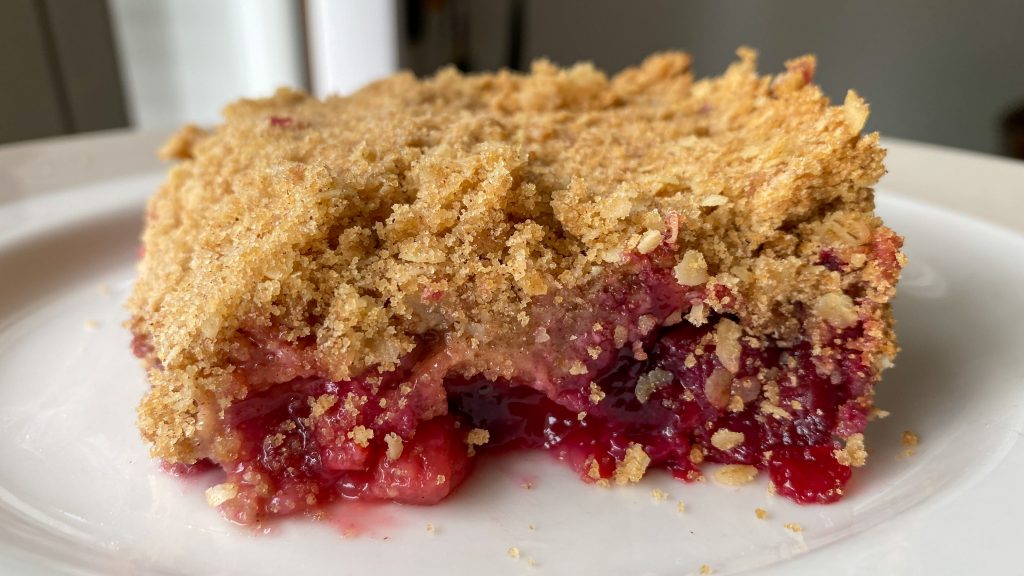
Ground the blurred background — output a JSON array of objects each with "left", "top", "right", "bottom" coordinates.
[{"left": 2, "top": 0, "right": 1023, "bottom": 157}]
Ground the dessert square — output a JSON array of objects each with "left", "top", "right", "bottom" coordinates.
[{"left": 129, "top": 48, "right": 903, "bottom": 523}]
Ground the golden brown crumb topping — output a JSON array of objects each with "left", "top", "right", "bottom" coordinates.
[{"left": 129, "top": 48, "right": 896, "bottom": 463}]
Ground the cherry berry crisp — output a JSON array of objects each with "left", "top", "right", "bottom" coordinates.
[{"left": 128, "top": 49, "right": 904, "bottom": 524}]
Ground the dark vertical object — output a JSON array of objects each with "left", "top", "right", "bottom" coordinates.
[
  {"left": 0, "top": 0, "right": 69, "bottom": 143},
  {"left": 0, "top": 0, "right": 127, "bottom": 144},
  {"left": 1002, "top": 103, "right": 1024, "bottom": 160},
  {"left": 296, "top": 0, "right": 312, "bottom": 92},
  {"left": 507, "top": 0, "right": 524, "bottom": 70},
  {"left": 32, "top": 0, "right": 74, "bottom": 134},
  {"left": 398, "top": 0, "right": 523, "bottom": 75},
  {"left": 42, "top": 0, "right": 128, "bottom": 133}
]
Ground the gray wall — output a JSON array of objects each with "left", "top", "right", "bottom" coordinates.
[{"left": 523, "top": 0, "right": 1024, "bottom": 155}]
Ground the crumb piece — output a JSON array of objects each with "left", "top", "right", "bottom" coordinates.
[
  {"left": 767, "top": 481, "right": 777, "bottom": 495},
  {"left": 577, "top": 411, "right": 587, "bottom": 421},
  {"left": 868, "top": 407, "right": 891, "bottom": 421},
  {"left": 384, "top": 432, "right": 404, "bottom": 460},
  {"left": 595, "top": 478, "right": 610, "bottom": 488},
  {"left": 425, "top": 522, "right": 435, "bottom": 534},
  {"left": 613, "top": 443, "right": 651, "bottom": 485},
  {"left": 569, "top": 360, "right": 589, "bottom": 375},
  {"left": 632, "top": 340, "right": 648, "bottom": 361},
  {"left": 699, "top": 565, "right": 713, "bottom": 575},
  {"left": 710, "top": 428, "right": 745, "bottom": 451},
  {"left": 902, "top": 430, "right": 919, "bottom": 447},
  {"left": 704, "top": 368, "right": 734, "bottom": 410},
  {"left": 815, "top": 292, "right": 858, "bottom": 328},
  {"left": 677, "top": 500, "right": 686, "bottom": 513},
  {"left": 833, "top": 433, "right": 867, "bottom": 467},
  {"left": 83, "top": 319, "right": 99, "bottom": 330},
  {"left": 713, "top": 464, "right": 759, "bottom": 486},
  {"left": 700, "top": 194, "right": 729, "bottom": 207},
  {"left": 843, "top": 89, "right": 869, "bottom": 134},
  {"left": 784, "top": 522, "right": 803, "bottom": 533},
  {"left": 528, "top": 523, "right": 535, "bottom": 531},
  {"left": 760, "top": 400, "right": 793, "bottom": 420},
  {"left": 587, "top": 346, "right": 602, "bottom": 359},
  {"left": 637, "top": 314, "right": 658, "bottom": 336},
  {"left": 466, "top": 428, "right": 490, "bottom": 447},
  {"left": 685, "top": 302, "right": 708, "bottom": 326},
  {"left": 636, "top": 229, "right": 663, "bottom": 254},
  {"left": 727, "top": 395, "right": 745, "bottom": 412},
  {"left": 714, "top": 318, "right": 742, "bottom": 373},
  {"left": 651, "top": 488, "right": 668, "bottom": 502},
  {"left": 635, "top": 368, "right": 673, "bottom": 404},
  {"left": 613, "top": 324, "right": 629, "bottom": 348},
  {"left": 527, "top": 557, "right": 537, "bottom": 567},
  {"left": 378, "top": 398, "right": 387, "bottom": 408},
  {"left": 436, "top": 474, "right": 446, "bottom": 485},
  {"left": 346, "top": 425, "right": 374, "bottom": 447},
  {"left": 589, "top": 382, "right": 606, "bottom": 404},
  {"left": 755, "top": 507, "right": 768, "bottom": 520},
  {"left": 507, "top": 547, "right": 521, "bottom": 559},
  {"left": 534, "top": 327, "right": 550, "bottom": 343},
  {"left": 689, "top": 445, "right": 705, "bottom": 464},
  {"left": 900, "top": 430, "right": 919, "bottom": 457},
  {"left": 586, "top": 457, "right": 602, "bottom": 480},
  {"left": 204, "top": 482, "right": 237, "bottom": 507},
  {"left": 310, "top": 394, "right": 338, "bottom": 418},
  {"left": 675, "top": 250, "right": 709, "bottom": 286}
]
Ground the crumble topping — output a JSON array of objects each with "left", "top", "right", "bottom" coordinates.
[
  {"left": 713, "top": 464, "right": 759, "bottom": 486},
  {"left": 674, "top": 250, "right": 709, "bottom": 286},
  {"left": 833, "top": 432, "right": 867, "bottom": 467},
  {"left": 754, "top": 507, "right": 768, "bottom": 520},
  {"left": 205, "top": 482, "right": 238, "bottom": 507},
  {"left": 651, "top": 488, "right": 669, "bottom": 501},
  {"left": 613, "top": 443, "right": 651, "bottom": 484},
  {"left": 384, "top": 432, "right": 404, "bottom": 460},
  {"left": 346, "top": 425, "right": 374, "bottom": 448},
  {"left": 710, "top": 428, "right": 745, "bottom": 451}
]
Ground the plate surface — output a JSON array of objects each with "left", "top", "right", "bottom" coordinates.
[{"left": 1, "top": 136, "right": 1022, "bottom": 575}]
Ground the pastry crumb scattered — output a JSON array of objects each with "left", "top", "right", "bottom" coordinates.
[
  {"left": 713, "top": 464, "right": 759, "bottom": 486},
  {"left": 755, "top": 507, "right": 768, "bottom": 520},
  {"left": 613, "top": 443, "right": 651, "bottom": 485},
  {"left": 651, "top": 488, "right": 668, "bottom": 502},
  {"left": 507, "top": 546, "right": 521, "bottom": 559},
  {"left": 900, "top": 429, "right": 919, "bottom": 457}
]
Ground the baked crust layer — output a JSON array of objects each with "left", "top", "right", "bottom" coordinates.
[{"left": 128, "top": 49, "right": 901, "bottom": 470}]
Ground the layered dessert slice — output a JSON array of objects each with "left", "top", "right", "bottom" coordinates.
[{"left": 128, "top": 49, "right": 904, "bottom": 524}]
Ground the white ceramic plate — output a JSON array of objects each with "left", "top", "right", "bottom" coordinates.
[{"left": 1, "top": 136, "right": 1022, "bottom": 575}]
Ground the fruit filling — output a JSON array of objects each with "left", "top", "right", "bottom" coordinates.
[{"left": 169, "top": 242, "right": 890, "bottom": 523}]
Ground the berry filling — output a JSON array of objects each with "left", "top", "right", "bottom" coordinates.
[{"left": 143, "top": 244, "right": 892, "bottom": 523}]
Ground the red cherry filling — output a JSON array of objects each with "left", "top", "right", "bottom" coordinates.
[
  {"left": 153, "top": 249, "right": 881, "bottom": 523},
  {"left": 202, "top": 316, "right": 865, "bottom": 523}
]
